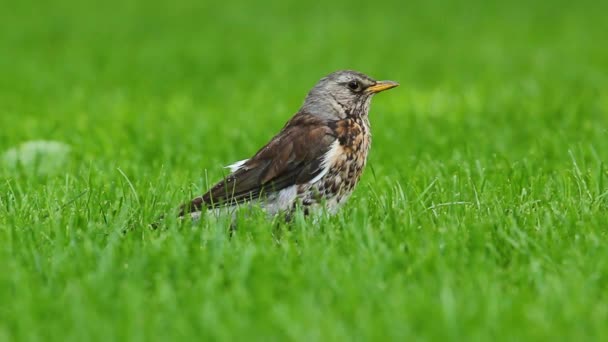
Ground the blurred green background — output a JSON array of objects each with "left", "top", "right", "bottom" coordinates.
[
  {"left": 1, "top": 0, "right": 607, "bottom": 341},
  {"left": 1, "top": 0, "right": 607, "bottom": 176}
]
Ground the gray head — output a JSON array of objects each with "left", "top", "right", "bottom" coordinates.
[{"left": 301, "top": 70, "right": 399, "bottom": 120}]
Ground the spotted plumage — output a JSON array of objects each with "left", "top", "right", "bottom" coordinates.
[
  {"left": 178, "top": 70, "right": 398, "bottom": 220},
  {"left": 297, "top": 116, "right": 372, "bottom": 215}
]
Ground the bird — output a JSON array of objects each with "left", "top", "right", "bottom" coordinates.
[{"left": 178, "top": 70, "right": 398, "bottom": 221}]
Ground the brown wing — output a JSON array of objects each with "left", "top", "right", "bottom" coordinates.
[{"left": 179, "top": 113, "right": 336, "bottom": 216}]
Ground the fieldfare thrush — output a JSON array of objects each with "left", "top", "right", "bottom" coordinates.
[{"left": 178, "top": 70, "right": 398, "bottom": 220}]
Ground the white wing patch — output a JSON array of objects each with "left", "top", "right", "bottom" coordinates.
[
  {"left": 308, "top": 140, "right": 341, "bottom": 185},
  {"left": 225, "top": 159, "right": 249, "bottom": 172}
]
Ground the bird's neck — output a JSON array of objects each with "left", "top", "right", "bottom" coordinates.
[
  {"left": 301, "top": 96, "right": 374, "bottom": 122},
  {"left": 301, "top": 97, "right": 347, "bottom": 120}
]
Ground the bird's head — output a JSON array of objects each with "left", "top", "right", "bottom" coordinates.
[{"left": 301, "top": 70, "right": 399, "bottom": 120}]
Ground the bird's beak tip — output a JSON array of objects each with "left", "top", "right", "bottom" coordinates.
[{"left": 367, "top": 80, "right": 399, "bottom": 93}]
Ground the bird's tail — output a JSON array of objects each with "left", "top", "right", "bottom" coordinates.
[{"left": 177, "top": 196, "right": 205, "bottom": 217}]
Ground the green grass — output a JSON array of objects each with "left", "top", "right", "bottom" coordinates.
[{"left": 1, "top": 0, "right": 608, "bottom": 340}]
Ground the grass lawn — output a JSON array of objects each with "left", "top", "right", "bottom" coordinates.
[{"left": 1, "top": 0, "right": 607, "bottom": 340}]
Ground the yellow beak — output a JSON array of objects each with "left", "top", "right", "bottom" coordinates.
[{"left": 366, "top": 80, "right": 399, "bottom": 93}]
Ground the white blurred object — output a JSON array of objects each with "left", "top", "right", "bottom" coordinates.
[{"left": 3, "top": 140, "right": 71, "bottom": 175}]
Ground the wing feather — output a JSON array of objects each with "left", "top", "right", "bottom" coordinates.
[{"left": 179, "top": 113, "right": 336, "bottom": 216}]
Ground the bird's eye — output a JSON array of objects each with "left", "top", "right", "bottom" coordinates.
[{"left": 347, "top": 81, "right": 360, "bottom": 91}]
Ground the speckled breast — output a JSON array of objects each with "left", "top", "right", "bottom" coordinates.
[{"left": 302, "top": 117, "right": 372, "bottom": 212}]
